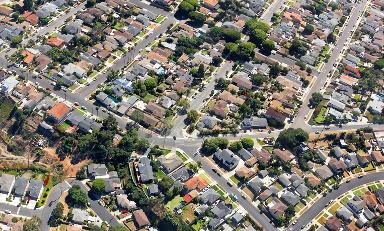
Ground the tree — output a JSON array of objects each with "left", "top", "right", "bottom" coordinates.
[
  {"left": 158, "top": 175, "right": 175, "bottom": 193},
  {"left": 186, "top": 110, "right": 199, "bottom": 124},
  {"left": 177, "top": 98, "right": 190, "bottom": 110},
  {"left": 212, "top": 56, "right": 223, "bottom": 66},
  {"left": 48, "top": 202, "right": 64, "bottom": 226},
  {"left": 201, "top": 137, "right": 229, "bottom": 154},
  {"left": 303, "top": 24, "right": 314, "bottom": 35},
  {"left": 144, "top": 78, "right": 157, "bottom": 91},
  {"left": 39, "top": 17, "right": 50, "bottom": 26},
  {"left": 222, "top": 28, "right": 241, "bottom": 42},
  {"left": 178, "top": 1, "right": 194, "bottom": 15},
  {"left": 229, "top": 141, "right": 243, "bottom": 152},
  {"left": 216, "top": 78, "right": 229, "bottom": 89},
  {"left": 23, "top": 216, "right": 40, "bottom": 231},
  {"left": 251, "top": 74, "right": 267, "bottom": 86},
  {"left": 236, "top": 42, "right": 256, "bottom": 61},
  {"left": 269, "top": 63, "right": 282, "bottom": 78},
  {"left": 23, "top": 0, "right": 34, "bottom": 11},
  {"left": 277, "top": 128, "right": 309, "bottom": 149},
  {"left": 11, "top": 35, "right": 23, "bottom": 47},
  {"left": 66, "top": 185, "right": 88, "bottom": 208},
  {"left": 327, "top": 32, "right": 337, "bottom": 43},
  {"left": 309, "top": 92, "right": 323, "bottom": 107},
  {"left": 241, "top": 137, "right": 254, "bottom": 149},
  {"left": 107, "top": 70, "right": 120, "bottom": 82},
  {"left": 249, "top": 29, "right": 267, "bottom": 45},
  {"left": 188, "top": 11, "right": 206, "bottom": 25},
  {"left": 261, "top": 39, "right": 275, "bottom": 55},
  {"left": 194, "top": 64, "right": 205, "bottom": 79},
  {"left": 374, "top": 59, "right": 384, "bottom": 70},
  {"left": 91, "top": 179, "right": 105, "bottom": 195},
  {"left": 289, "top": 39, "right": 308, "bottom": 58},
  {"left": 76, "top": 167, "right": 87, "bottom": 180},
  {"left": 86, "top": 0, "right": 96, "bottom": 7},
  {"left": 245, "top": 18, "right": 270, "bottom": 33},
  {"left": 109, "top": 225, "right": 130, "bottom": 231}
]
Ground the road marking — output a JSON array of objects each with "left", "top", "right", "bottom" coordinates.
[{"left": 64, "top": 180, "right": 71, "bottom": 188}]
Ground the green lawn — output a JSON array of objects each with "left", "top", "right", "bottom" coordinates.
[
  {"left": 77, "top": 78, "right": 87, "bottom": 84},
  {"left": 166, "top": 195, "right": 183, "bottom": 211},
  {"left": 273, "top": 182, "right": 283, "bottom": 190},
  {"left": 0, "top": 97, "right": 15, "bottom": 124},
  {"left": 155, "top": 15, "right": 166, "bottom": 23},
  {"left": 75, "top": 108, "right": 86, "bottom": 115},
  {"left": 294, "top": 202, "right": 305, "bottom": 213},
  {"left": 89, "top": 71, "right": 98, "bottom": 78},
  {"left": 69, "top": 84, "right": 79, "bottom": 91},
  {"left": 176, "top": 151, "right": 188, "bottom": 162},
  {"left": 192, "top": 220, "right": 207, "bottom": 231},
  {"left": 328, "top": 203, "right": 340, "bottom": 215},
  {"left": 211, "top": 184, "right": 225, "bottom": 196},
  {"left": 137, "top": 31, "right": 146, "bottom": 38},
  {"left": 364, "top": 163, "right": 375, "bottom": 172},
  {"left": 57, "top": 122, "right": 71, "bottom": 133},
  {"left": 144, "top": 94, "right": 156, "bottom": 103},
  {"left": 37, "top": 175, "right": 53, "bottom": 208},
  {"left": 314, "top": 107, "right": 327, "bottom": 124},
  {"left": 257, "top": 139, "right": 266, "bottom": 145},
  {"left": 113, "top": 21, "right": 125, "bottom": 29},
  {"left": 230, "top": 175, "right": 240, "bottom": 186},
  {"left": 155, "top": 169, "right": 166, "bottom": 180}
]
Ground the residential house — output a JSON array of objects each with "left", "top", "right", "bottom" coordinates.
[
  {"left": 336, "top": 205, "right": 353, "bottom": 223},
  {"left": 146, "top": 102, "right": 166, "bottom": 119},
  {"left": 325, "top": 216, "right": 342, "bottom": 231},
  {"left": 200, "top": 188, "right": 220, "bottom": 205},
  {"left": 241, "top": 117, "right": 268, "bottom": 129},
  {"left": 158, "top": 153, "right": 184, "bottom": 174},
  {"left": 26, "top": 179, "right": 43, "bottom": 200},
  {"left": 328, "top": 158, "right": 347, "bottom": 175},
  {"left": 316, "top": 165, "right": 334, "bottom": 180},
  {"left": 137, "top": 156, "right": 154, "bottom": 183},
  {"left": 273, "top": 149, "right": 294, "bottom": 163},
  {"left": 281, "top": 191, "right": 300, "bottom": 206},
  {"left": 47, "top": 102, "right": 71, "bottom": 124},
  {"left": 87, "top": 163, "right": 108, "bottom": 179},
  {"left": 251, "top": 149, "right": 271, "bottom": 164},
  {"left": 268, "top": 198, "right": 287, "bottom": 220},
  {"left": 13, "top": 177, "right": 29, "bottom": 197},
  {"left": 183, "top": 176, "right": 207, "bottom": 193},
  {"left": 0, "top": 174, "right": 15, "bottom": 196},
  {"left": 213, "top": 149, "right": 239, "bottom": 171}
]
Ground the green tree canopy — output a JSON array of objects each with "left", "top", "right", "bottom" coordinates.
[
  {"left": 186, "top": 110, "right": 199, "bottom": 124},
  {"left": 276, "top": 128, "right": 309, "bottom": 149},
  {"left": 48, "top": 202, "right": 64, "bottom": 227},
  {"left": 201, "top": 137, "right": 229, "bottom": 154},
  {"left": 241, "top": 137, "right": 254, "bottom": 149},
  {"left": 229, "top": 141, "right": 243, "bottom": 152},
  {"left": 91, "top": 179, "right": 105, "bottom": 195},
  {"left": 309, "top": 92, "right": 323, "bottom": 107},
  {"left": 66, "top": 185, "right": 88, "bottom": 208}
]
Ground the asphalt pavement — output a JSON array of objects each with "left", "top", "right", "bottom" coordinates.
[
  {"left": 291, "top": 0, "right": 368, "bottom": 129},
  {"left": 261, "top": 0, "right": 286, "bottom": 23},
  {"left": 290, "top": 172, "right": 384, "bottom": 231},
  {"left": 169, "top": 61, "right": 234, "bottom": 137},
  {"left": 69, "top": 180, "right": 120, "bottom": 227}
]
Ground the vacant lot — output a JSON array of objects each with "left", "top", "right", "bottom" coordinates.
[{"left": 0, "top": 97, "right": 14, "bottom": 124}]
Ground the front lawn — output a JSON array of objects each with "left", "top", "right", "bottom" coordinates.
[
  {"left": 155, "top": 169, "right": 166, "bottom": 180},
  {"left": 0, "top": 97, "right": 15, "bottom": 124},
  {"left": 155, "top": 15, "right": 166, "bottom": 23},
  {"left": 328, "top": 203, "right": 340, "bottom": 215},
  {"left": 192, "top": 220, "right": 207, "bottom": 231},
  {"left": 211, "top": 184, "right": 225, "bottom": 196},
  {"left": 166, "top": 195, "right": 183, "bottom": 211},
  {"left": 143, "top": 94, "right": 156, "bottom": 103},
  {"left": 294, "top": 202, "right": 305, "bottom": 213},
  {"left": 314, "top": 107, "right": 327, "bottom": 124},
  {"left": 230, "top": 175, "right": 240, "bottom": 186},
  {"left": 37, "top": 175, "right": 53, "bottom": 208},
  {"left": 364, "top": 163, "right": 375, "bottom": 172},
  {"left": 176, "top": 151, "right": 188, "bottom": 162},
  {"left": 57, "top": 122, "right": 71, "bottom": 133}
]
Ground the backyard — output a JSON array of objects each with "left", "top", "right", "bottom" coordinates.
[{"left": 0, "top": 97, "right": 15, "bottom": 124}]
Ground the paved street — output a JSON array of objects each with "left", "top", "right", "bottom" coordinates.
[
  {"left": 22, "top": 2, "right": 87, "bottom": 46},
  {"left": 40, "top": 181, "right": 72, "bottom": 231},
  {"left": 169, "top": 61, "right": 234, "bottom": 137},
  {"left": 178, "top": 144, "right": 277, "bottom": 230},
  {"left": 77, "top": 15, "right": 176, "bottom": 98},
  {"left": 261, "top": 0, "right": 286, "bottom": 23},
  {"left": 291, "top": 0, "right": 369, "bottom": 129},
  {"left": 68, "top": 179, "right": 120, "bottom": 227},
  {"left": 290, "top": 172, "right": 384, "bottom": 231}
]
